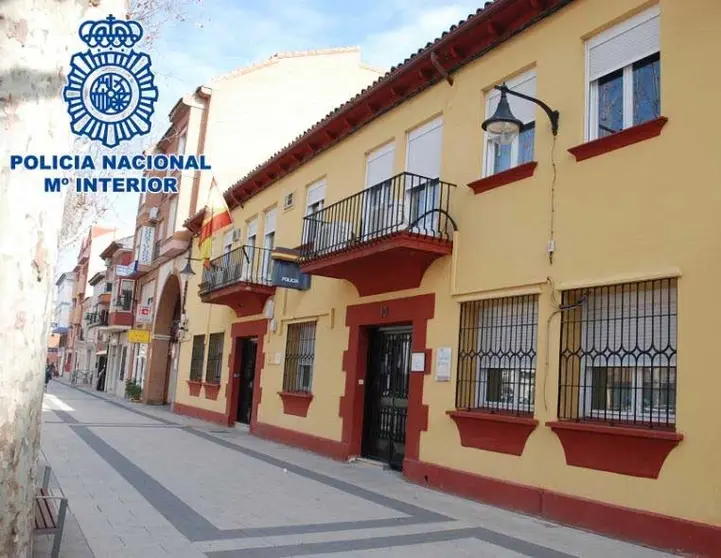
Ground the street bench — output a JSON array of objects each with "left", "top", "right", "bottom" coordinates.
[{"left": 34, "top": 466, "right": 67, "bottom": 558}]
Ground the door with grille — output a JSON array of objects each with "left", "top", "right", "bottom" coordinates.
[{"left": 362, "top": 326, "right": 412, "bottom": 470}]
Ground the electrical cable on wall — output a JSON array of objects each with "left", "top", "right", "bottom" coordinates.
[
  {"left": 542, "top": 276, "right": 587, "bottom": 411},
  {"left": 548, "top": 135, "right": 558, "bottom": 265}
]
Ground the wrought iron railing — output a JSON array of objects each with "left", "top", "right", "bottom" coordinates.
[
  {"left": 199, "top": 245, "right": 274, "bottom": 295},
  {"left": 85, "top": 310, "right": 109, "bottom": 327},
  {"left": 115, "top": 291, "right": 132, "bottom": 311},
  {"left": 299, "top": 172, "right": 456, "bottom": 261}
]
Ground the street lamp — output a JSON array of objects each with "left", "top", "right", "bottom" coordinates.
[
  {"left": 180, "top": 247, "right": 203, "bottom": 276},
  {"left": 482, "top": 83, "right": 559, "bottom": 145}
]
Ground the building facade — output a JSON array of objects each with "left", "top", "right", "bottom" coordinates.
[
  {"left": 127, "top": 48, "right": 384, "bottom": 406},
  {"left": 52, "top": 271, "right": 76, "bottom": 375},
  {"left": 66, "top": 225, "right": 125, "bottom": 381},
  {"left": 172, "top": 0, "right": 721, "bottom": 554},
  {"left": 98, "top": 237, "right": 135, "bottom": 397}
]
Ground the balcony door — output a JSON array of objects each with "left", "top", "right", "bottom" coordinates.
[
  {"left": 363, "top": 142, "right": 396, "bottom": 239},
  {"left": 261, "top": 209, "right": 276, "bottom": 284},
  {"left": 242, "top": 218, "right": 257, "bottom": 283},
  {"left": 405, "top": 117, "right": 443, "bottom": 235}
]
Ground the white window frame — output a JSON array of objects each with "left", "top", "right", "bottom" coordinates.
[
  {"left": 574, "top": 279, "right": 677, "bottom": 425},
  {"left": 262, "top": 209, "right": 276, "bottom": 282},
  {"left": 585, "top": 5, "right": 661, "bottom": 141},
  {"left": 166, "top": 196, "right": 178, "bottom": 239},
  {"left": 483, "top": 70, "right": 537, "bottom": 177},
  {"left": 177, "top": 129, "right": 188, "bottom": 155},
  {"left": 222, "top": 230, "right": 234, "bottom": 254},
  {"left": 304, "top": 179, "right": 326, "bottom": 244},
  {"left": 473, "top": 295, "right": 538, "bottom": 412},
  {"left": 583, "top": 366, "right": 676, "bottom": 423}
]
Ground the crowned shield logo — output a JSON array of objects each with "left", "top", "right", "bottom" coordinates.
[{"left": 63, "top": 15, "right": 158, "bottom": 148}]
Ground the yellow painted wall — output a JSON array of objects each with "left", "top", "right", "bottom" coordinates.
[{"left": 176, "top": 0, "right": 721, "bottom": 527}]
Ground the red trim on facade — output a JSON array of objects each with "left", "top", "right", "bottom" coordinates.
[
  {"left": 253, "top": 421, "right": 348, "bottom": 461},
  {"left": 187, "top": 380, "right": 202, "bottom": 397},
  {"left": 204, "top": 383, "right": 221, "bottom": 400},
  {"left": 200, "top": 284, "right": 276, "bottom": 318},
  {"left": 446, "top": 410, "right": 538, "bottom": 456},
  {"left": 568, "top": 117, "right": 668, "bottom": 162},
  {"left": 278, "top": 391, "right": 314, "bottom": 417},
  {"left": 467, "top": 161, "right": 538, "bottom": 195},
  {"left": 300, "top": 233, "right": 452, "bottom": 297},
  {"left": 173, "top": 401, "right": 227, "bottom": 426},
  {"left": 341, "top": 294, "right": 435, "bottom": 461},
  {"left": 226, "top": 319, "right": 268, "bottom": 428},
  {"left": 404, "top": 458, "right": 721, "bottom": 557},
  {"left": 547, "top": 421, "right": 682, "bottom": 479}
]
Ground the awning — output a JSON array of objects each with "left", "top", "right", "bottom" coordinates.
[
  {"left": 52, "top": 326, "right": 69, "bottom": 335},
  {"left": 96, "top": 349, "right": 107, "bottom": 356}
]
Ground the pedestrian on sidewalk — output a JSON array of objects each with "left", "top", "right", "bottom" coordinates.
[{"left": 45, "top": 363, "right": 53, "bottom": 390}]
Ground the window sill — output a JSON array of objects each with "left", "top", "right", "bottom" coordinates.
[
  {"left": 203, "top": 382, "right": 221, "bottom": 400},
  {"left": 447, "top": 410, "right": 538, "bottom": 456},
  {"left": 568, "top": 117, "right": 668, "bottom": 162},
  {"left": 467, "top": 161, "right": 538, "bottom": 195},
  {"left": 546, "top": 420, "right": 682, "bottom": 478},
  {"left": 278, "top": 391, "right": 313, "bottom": 417},
  {"left": 187, "top": 380, "right": 202, "bottom": 397}
]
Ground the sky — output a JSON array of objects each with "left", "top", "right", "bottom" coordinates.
[{"left": 56, "top": 0, "right": 480, "bottom": 274}]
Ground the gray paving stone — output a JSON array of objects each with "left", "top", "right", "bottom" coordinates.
[{"left": 39, "top": 380, "right": 678, "bottom": 558}]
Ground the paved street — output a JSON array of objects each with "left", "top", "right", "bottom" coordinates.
[{"left": 37, "top": 380, "right": 677, "bottom": 558}]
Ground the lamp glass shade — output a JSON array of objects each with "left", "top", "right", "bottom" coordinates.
[
  {"left": 180, "top": 258, "right": 195, "bottom": 276},
  {"left": 482, "top": 89, "right": 523, "bottom": 145}
]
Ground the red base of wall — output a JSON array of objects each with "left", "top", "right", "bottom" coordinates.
[
  {"left": 253, "top": 421, "right": 349, "bottom": 461},
  {"left": 404, "top": 458, "right": 721, "bottom": 557},
  {"left": 173, "top": 401, "right": 227, "bottom": 426}
]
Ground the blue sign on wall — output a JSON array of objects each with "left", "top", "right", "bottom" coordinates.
[{"left": 271, "top": 260, "right": 311, "bottom": 290}]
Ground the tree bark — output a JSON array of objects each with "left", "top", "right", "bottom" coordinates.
[{"left": 0, "top": 1, "right": 125, "bottom": 555}]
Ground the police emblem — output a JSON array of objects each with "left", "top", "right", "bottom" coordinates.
[{"left": 63, "top": 15, "right": 158, "bottom": 148}]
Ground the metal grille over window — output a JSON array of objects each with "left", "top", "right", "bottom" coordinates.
[
  {"left": 558, "top": 278, "right": 677, "bottom": 429},
  {"left": 205, "top": 333, "right": 224, "bottom": 384},
  {"left": 456, "top": 295, "right": 538, "bottom": 415},
  {"left": 189, "top": 335, "right": 205, "bottom": 381},
  {"left": 283, "top": 322, "right": 317, "bottom": 393}
]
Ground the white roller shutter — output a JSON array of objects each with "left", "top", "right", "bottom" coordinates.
[
  {"left": 247, "top": 217, "right": 258, "bottom": 239},
  {"left": 264, "top": 208, "right": 276, "bottom": 234},
  {"left": 587, "top": 5, "right": 660, "bottom": 82},
  {"left": 487, "top": 71, "right": 537, "bottom": 125},
  {"left": 306, "top": 180, "right": 325, "bottom": 207},
  {"left": 406, "top": 117, "right": 443, "bottom": 180},
  {"left": 365, "top": 143, "right": 395, "bottom": 189}
]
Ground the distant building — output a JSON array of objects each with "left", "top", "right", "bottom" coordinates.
[
  {"left": 52, "top": 271, "right": 76, "bottom": 375},
  {"left": 126, "top": 47, "right": 384, "bottom": 405}
]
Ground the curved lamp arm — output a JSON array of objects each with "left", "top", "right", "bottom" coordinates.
[{"left": 495, "top": 84, "right": 559, "bottom": 136}]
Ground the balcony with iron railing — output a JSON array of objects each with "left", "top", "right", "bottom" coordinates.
[
  {"left": 198, "top": 245, "right": 276, "bottom": 317},
  {"left": 85, "top": 310, "right": 109, "bottom": 327},
  {"left": 298, "top": 172, "right": 457, "bottom": 296},
  {"left": 108, "top": 291, "right": 133, "bottom": 327}
]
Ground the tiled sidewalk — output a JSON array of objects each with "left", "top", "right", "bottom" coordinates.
[{"left": 36, "top": 380, "right": 678, "bottom": 557}]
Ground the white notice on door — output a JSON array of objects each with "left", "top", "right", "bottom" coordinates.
[{"left": 435, "top": 347, "right": 452, "bottom": 382}]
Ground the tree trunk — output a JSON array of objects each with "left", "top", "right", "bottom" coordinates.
[{"left": 0, "top": 1, "right": 125, "bottom": 555}]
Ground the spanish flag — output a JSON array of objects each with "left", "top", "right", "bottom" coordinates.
[{"left": 198, "top": 177, "right": 232, "bottom": 269}]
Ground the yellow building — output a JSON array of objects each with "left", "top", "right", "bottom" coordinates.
[{"left": 174, "top": 0, "right": 721, "bottom": 554}]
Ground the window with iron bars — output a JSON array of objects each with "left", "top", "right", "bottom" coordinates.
[
  {"left": 456, "top": 295, "right": 538, "bottom": 415},
  {"left": 558, "top": 278, "right": 677, "bottom": 429},
  {"left": 189, "top": 335, "right": 205, "bottom": 381},
  {"left": 282, "top": 322, "right": 317, "bottom": 393},
  {"left": 205, "top": 332, "right": 225, "bottom": 384}
]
